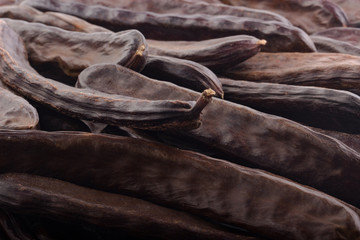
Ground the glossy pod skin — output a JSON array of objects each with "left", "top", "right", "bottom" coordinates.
[
  {"left": 0, "top": 21, "right": 213, "bottom": 130},
  {"left": 0, "top": 88, "right": 39, "bottom": 130},
  {"left": 310, "top": 35, "right": 360, "bottom": 56},
  {"left": 219, "top": 78, "right": 360, "bottom": 133},
  {"left": 21, "top": 0, "right": 317, "bottom": 53},
  {"left": 1, "top": 131, "right": 360, "bottom": 240},
  {"left": 0, "top": 173, "right": 256, "bottom": 240},
  {"left": 140, "top": 55, "right": 224, "bottom": 97},
  {"left": 147, "top": 36, "right": 266, "bottom": 71},
  {"left": 0, "top": 5, "right": 110, "bottom": 33},
  {"left": 218, "top": 0, "right": 349, "bottom": 34},
  {"left": 77, "top": 63, "right": 360, "bottom": 208},
  {"left": 61, "top": 0, "right": 291, "bottom": 25},
  {"left": 3, "top": 18, "right": 147, "bottom": 76},
  {"left": 223, "top": 52, "right": 360, "bottom": 95}
]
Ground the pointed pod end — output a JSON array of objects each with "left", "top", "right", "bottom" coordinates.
[
  {"left": 257, "top": 39, "right": 267, "bottom": 46},
  {"left": 202, "top": 88, "right": 216, "bottom": 101}
]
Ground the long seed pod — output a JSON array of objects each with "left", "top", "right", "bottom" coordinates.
[
  {"left": 0, "top": 20, "right": 212, "bottom": 130},
  {"left": 0, "top": 173, "right": 257, "bottom": 240},
  {"left": 0, "top": 87, "right": 39, "bottom": 130},
  {"left": 219, "top": 78, "right": 360, "bottom": 133},
  {"left": 0, "top": 5, "right": 110, "bottom": 33},
  {"left": 76, "top": 63, "right": 360, "bottom": 208},
  {"left": 147, "top": 36, "right": 266, "bottom": 71},
  {"left": 0, "top": 130, "right": 360, "bottom": 240},
  {"left": 310, "top": 35, "right": 360, "bottom": 56},
  {"left": 3, "top": 18, "right": 147, "bottom": 76},
  {"left": 21, "top": 0, "right": 316, "bottom": 52},
  {"left": 218, "top": 0, "right": 349, "bottom": 34},
  {"left": 222, "top": 52, "right": 360, "bottom": 95},
  {"left": 139, "top": 55, "right": 224, "bottom": 97}
]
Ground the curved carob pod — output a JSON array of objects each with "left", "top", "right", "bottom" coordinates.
[
  {"left": 310, "top": 35, "right": 360, "bottom": 56},
  {"left": 0, "top": 173, "right": 257, "bottom": 240},
  {"left": 218, "top": 0, "right": 349, "bottom": 34},
  {"left": 219, "top": 78, "right": 360, "bottom": 133},
  {"left": 59, "top": 0, "right": 292, "bottom": 25},
  {"left": 0, "top": 88, "right": 39, "bottom": 130},
  {"left": 21, "top": 0, "right": 316, "bottom": 52},
  {"left": 76, "top": 63, "right": 360, "bottom": 208},
  {"left": 3, "top": 18, "right": 147, "bottom": 77},
  {"left": 139, "top": 55, "right": 224, "bottom": 97},
  {"left": 0, "top": 5, "right": 110, "bottom": 33},
  {"left": 0, "top": 131, "right": 360, "bottom": 240},
  {"left": 147, "top": 36, "right": 266, "bottom": 71},
  {"left": 0, "top": 20, "right": 213, "bottom": 130},
  {"left": 223, "top": 52, "right": 360, "bottom": 95}
]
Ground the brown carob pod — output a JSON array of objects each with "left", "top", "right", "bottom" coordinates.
[
  {"left": 310, "top": 35, "right": 360, "bottom": 56},
  {"left": 0, "top": 131, "right": 360, "bottom": 240},
  {"left": 21, "top": 0, "right": 317, "bottom": 52},
  {"left": 147, "top": 36, "right": 266, "bottom": 71},
  {"left": 0, "top": 20, "right": 212, "bottom": 130},
  {"left": 140, "top": 55, "right": 224, "bottom": 97},
  {"left": 219, "top": 78, "right": 360, "bottom": 133},
  {"left": 331, "top": 0, "right": 360, "bottom": 26},
  {"left": 218, "top": 0, "right": 349, "bottom": 34},
  {"left": 0, "top": 173, "right": 258, "bottom": 240},
  {"left": 77, "top": 63, "right": 360, "bottom": 208},
  {"left": 223, "top": 52, "right": 360, "bottom": 95},
  {"left": 0, "top": 87, "right": 39, "bottom": 130},
  {"left": 3, "top": 18, "right": 147, "bottom": 76},
  {"left": 0, "top": 5, "right": 110, "bottom": 33},
  {"left": 313, "top": 27, "right": 360, "bottom": 48},
  {"left": 58, "top": 0, "right": 291, "bottom": 25}
]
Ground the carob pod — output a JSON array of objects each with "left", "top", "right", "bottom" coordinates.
[
  {"left": 313, "top": 27, "right": 360, "bottom": 48},
  {"left": 147, "top": 36, "right": 266, "bottom": 71},
  {"left": 219, "top": 78, "right": 360, "bottom": 133},
  {"left": 139, "top": 55, "right": 224, "bottom": 97},
  {"left": 0, "top": 88, "right": 39, "bottom": 130},
  {"left": 0, "top": 5, "right": 110, "bottom": 33},
  {"left": 58, "top": 0, "right": 292, "bottom": 25},
  {"left": 3, "top": 18, "right": 147, "bottom": 77},
  {"left": 0, "top": 173, "right": 257, "bottom": 240},
  {"left": 0, "top": 20, "right": 213, "bottom": 130},
  {"left": 310, "top": 35, "right": 360, "bottom": 56},
  {"left": 223, "top": 52, "right": 360, "bottom": 95},
  {"left": 77, "top": 63, "right": 360, "bottom": 208},
  {"left": 21, "top": 0, "right": 317, "bottom": 52},
  {"left": 330, "top": 0, "right": 360, "bottom": 26},
  {"left": 218, "top": 0, "right": 349, "bottom": 34},
  {"left": 0, "top": 130, "right": 360, "bottom": 240}
]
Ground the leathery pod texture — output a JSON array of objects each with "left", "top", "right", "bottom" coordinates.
[{"left": 77, "top": 63, "right": 360, "bottom": 208}]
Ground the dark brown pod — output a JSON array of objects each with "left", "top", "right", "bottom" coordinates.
[
  {"left": 0, "top": 173, "right": 256, "bottom": 240},
  {"left": 3, "top": 18, "right": 147, "bottom": 76},
  {"left": 0, "top": 20, "right": 212, "bottom": 130},
  {"left": 0, "top": 5, "right": 110, "bottom": 33},
  {"left": 139, "top": 56, "right": 224, "bottom": 97},
  {"left": 218, "top": 0, "right": 349, "bottom": 34},
  {"left": 59, "top": 0, "right": 291, "bottom": 25},
  {"left": 147, "top": 36, "right": 266, "bottom": 71},
  {"left": 219, "top": 78, "right": 360, "bottom": 133},
  {"left": 331, "top": 0, "right": 360, "bottom": 26},
  {"left": 1, "top": 131, "right": 360, "bottom": 240},
  {"left": 0, "top": 87, "right": 39, "bottom": 130},
  {"left": 21, "top": 0, "right": 316, "bottom": 52},
  {"left": 76, "top": 63, "right": 360, "bottom": 208},
  {"left": 313, "top": 27, "right": 360, "bottom": 48},
  {"left": 310, "top": 35, "right": 360, "bottom": 56},
  {"left": 223, "top": 52, "right": 360, "bottom": 95}
]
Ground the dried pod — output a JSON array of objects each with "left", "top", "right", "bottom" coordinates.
[
  {"left": 310, "top": 35, "right": 360, "bottom": 56},
  {"left": 0, "top": 130, "right": 360, "bottom": 240},
  {"left": 139, "top": 56, "right": 224, "bottom": 97},
  {"left": 21, "top": 0, "right": 316, "bottom": 52},
  {"left": 76, "top": 63, "right": 360, "bottom": 208},
  {"left": 147, "top": 36, "right": 266, "bottom": 71},
  {"left": 0, "top": 173, "right": 256, "bottom": 240},
  {"left": 218, "top": 0, "right": 349, "bottom": 34},
  {"left": 223, "top": 52, "right": 360, "bottom": 95},
  {"left": 219, "top": 78, "right": 360, "bottom": 133},
  {"left": 0, "top": 20, "right": 212, "bottom": 130},
  {"left": 3, "top": 18, "right": 147, "bottom": 76},
  {"left": 0, "top": 5, "right": 110, "bottom": 33}
]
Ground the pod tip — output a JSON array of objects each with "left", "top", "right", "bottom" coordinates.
[
  {"left": 203, "top": 88, "right": 216, "bottom": 100},
  {"left": 257, "top": 39, "right": 267, "bottom": 46}
]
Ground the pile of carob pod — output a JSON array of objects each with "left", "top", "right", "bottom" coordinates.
[{"left": 0, "top": 0, "right": 360, "bottom": 239}]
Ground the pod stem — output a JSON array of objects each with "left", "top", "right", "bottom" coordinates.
[
  {"left": 257, "top": 39, "right": 267, "bottom": 46},
  {"left": 190, "top": 89, "right": 215, "bottom": 115}
]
